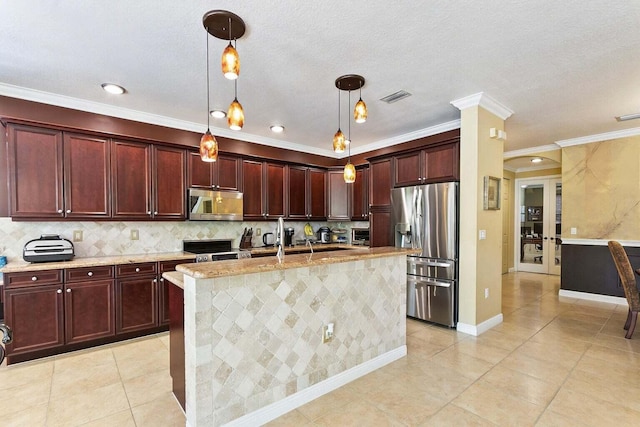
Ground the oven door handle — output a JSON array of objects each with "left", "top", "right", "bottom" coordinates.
[
  {"left": 410, "top": 259, "right": 452, "bottom": 268},
  {"left": 407, "top": 276, "right": 451, "bottom": 288}
]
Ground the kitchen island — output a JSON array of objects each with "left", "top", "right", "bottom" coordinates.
[{"left": 164, "top": 246, "right": 413, "bottom": 426}]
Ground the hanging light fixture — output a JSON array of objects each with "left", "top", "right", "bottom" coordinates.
[
  {"left": 203, "top": 10, "right": 246, "bottom": 131},
  {"left": 333, "top": 89, "right": 346, "bottom": 153},
  {"left": 343, "top": 89, "right": 356, "bottom": 183},
  {"left": 200, "top": 26, "right": 218, "bottom": 162},
  {"left": 354, "top": 85, "right": 368, "bottom": 123}
]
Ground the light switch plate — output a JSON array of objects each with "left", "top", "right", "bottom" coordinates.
[
  {"left": 131, "top": 229, "right": 139, "bottom": 240},
  {"left": 479, "top": 230, "right": 487, "bottom": 240},
  {"left": 570, "top": 227, "right": 577, "bottom": 235}
]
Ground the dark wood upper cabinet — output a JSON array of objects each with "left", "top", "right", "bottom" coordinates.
[
  {"left": 63, "top": 133, "right": 111, "bottom": 218},
  {"left": 188, "top": 152, "right": 241, "bottom": 191},
  {"left": 393, "top": 141, "right": 460, "bottom": 187},
  {"left": 266, "top": 163, "right": 286, "bottom": 219},
  {"left": 242, "top": 160, "right": 265, "bottom": 220},
  {"left": 287, "top": 166, "right": 326, "bottom": 220},
  {"left": 111, "top": 140, "right": 152, "bottom": 219},
  {"left": 7, "top": 124, "right": 64, "bottom": 218},
  {"left": 350, "top": 166, "right": 369, "bottom": 221},
  {"left": 369, "top": 158, "right": 392, "bottom": 207},
  {"left": 327, "top": 170, "right": 349, "bottom": 221},
  {"left": 153, "top": 145, "right": 186, "bottom": 220}
]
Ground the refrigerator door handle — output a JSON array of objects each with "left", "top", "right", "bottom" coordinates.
[
  {"left": 427, "top": 285, "right": 432, "bottom": 319},
  {"left": 411, "top": 260, "right": 452, "bottom": 268},
  {"left": 407, "top": 276, "right": 451, "bottom": 288}
]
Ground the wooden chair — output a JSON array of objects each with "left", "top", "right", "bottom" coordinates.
[{"left": 607, "top": 241, "right": 640, "bottom": 339}]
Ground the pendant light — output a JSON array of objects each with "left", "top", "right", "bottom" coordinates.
[
  {"left": 354, "top": 86, "right": 368, "bottom": 123},
  {"left": 203, "top": 10, "right": 246, "bottom": 131},
  {"left": 343, "top": 90, "right": 356, "bottom": 183},
  {"left": 333, "top": 89, "right": 346, "bottom": 153},
  {"left": 200, "top": 27, "right": 218, "bottom": 162}
]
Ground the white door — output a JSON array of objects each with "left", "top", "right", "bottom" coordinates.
[{"left": 515, "top": 177, "right": 562, "bottom": 275}]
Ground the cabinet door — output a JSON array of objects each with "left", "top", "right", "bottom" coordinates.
[
  {"left": 369, "top": 207, "right": 392, "bottom": 247},
  {"left": 188, "top": 151, "right": 213, "bottom": 188},
  {"left": 308, "top": 168, "right": 327, "bottom": 220},
  {"left": 153, "top": 145, "right": 186, "bottom": 219},
  {"left": 158, "top": 260, "right": 190, "bottom": 326},
  {"left": 327, "top": 170, "right": 349, "bottom": 220},
  {"left": 369, "top": 158, "right": 392, "bottom": 206},
  {"left": 351, "top": 167, "right": 369, "bottom": 220},
  {"left": 393, "top": 151, "right": 422, "bottom": 187},
  {"left": 116, "top": 276, "right": 158, "bottom": 334},
  {"left": 424, "top": 142, "right": 460, "bottom": 182},
  {"left": 65, "top": 280, "right": 115, "bottom": 344},
  {"left": 215, "top": 155, "right": 241, "bottom": 191},
  {"left": 265, "top": 163, "right": 286, "bottom": 219},
  {"left": 64, "top": 133, "right": 111, "bottom": 218},
  {"left": 4, "top": 284, "right": 64, "bottom": 355},
  {"left": 287, "top": 166, "right": 307, "bottom": 219},
  {"left": 112, "top": 140, "right": 152, "bottom": 219},
  {"left": 242, "top": 160, "right": 265, "bottom": 219},
  {"left": 7, "top": 124, "right": 64, "bottom": 218}
]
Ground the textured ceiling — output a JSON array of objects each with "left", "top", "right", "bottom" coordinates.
[{"left": 2, "top": 1, "right": 639, "bottom": 158}]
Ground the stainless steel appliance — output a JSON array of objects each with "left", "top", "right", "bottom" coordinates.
[
  {"left": 23, "top": 234, "right": 75, "bottom": 263},
  {"left": 351, "top": 228, "right": 370, "bottom": 246},
  {"left": 391, "top": 182, "right": 458, "bottom": 327},
  {"left": 188, "top": 188, "right": 243, "bottom": 221},
  {"left": 183, "top": 239, "right": 251, "bottom": 262},
  {"left": 284, "top": 227, "right": 295, "bottom": 247},
  {"left": 262, "top": 233, "right": 275, "bottom": 246},
  {"left": 318, "top": 226, "right": 331, "bottom": 243}
]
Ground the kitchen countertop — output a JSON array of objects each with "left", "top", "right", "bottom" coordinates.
[
  {"left": 0, "top": 252, "right": 196, "bottom": 273},
  {"left": 172, "top": 246, "right": 418, "bottom": 280},
  {"left": 248, "top": 242, "right": 356, "bottom": 256}
]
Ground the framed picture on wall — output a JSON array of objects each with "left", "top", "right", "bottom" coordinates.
[
  {"left": 483, "top": 176, "right": 501, "bottom": 210},
  {"left": 527, "top": 206, "right": 542, "bottom": 221}
]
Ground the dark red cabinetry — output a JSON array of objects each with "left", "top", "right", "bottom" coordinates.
[
  {"left": 188, "top": 152, "right": 241, "bottom": 191},
  {"left": 287, "top": 166, "right": 326, "bottom": 220},
  {"left": 393, "top": 141, "right": 459, "bottom": 187}
]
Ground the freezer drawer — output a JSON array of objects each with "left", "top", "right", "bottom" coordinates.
[
  {"left": 407, "top": 256, "right": 456, "bottom": 280},
  {"left": 406, "top": 276, "right": 456, "bottom": 327}
]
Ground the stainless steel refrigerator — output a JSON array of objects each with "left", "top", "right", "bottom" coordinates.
[{"left": 391, "top": 182, "right": 458, "bottom": 327}]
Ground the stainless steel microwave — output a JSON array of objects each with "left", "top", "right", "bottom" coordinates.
[{"left": 188, "top": 188, "right": 243, "bottom": 221}]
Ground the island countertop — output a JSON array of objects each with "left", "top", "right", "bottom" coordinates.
[{"left": 174, "top": 246, "right": 418, "bottom": 279}]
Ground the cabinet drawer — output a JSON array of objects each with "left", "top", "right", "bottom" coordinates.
[
  {"left": 65, "top": 266, "right": 114, "bottom": 283},
  {"left": 116, "top": 262, "right": 157, "bottom": 277},
  {"left": 158, "top": 259, "right": 193, "bottom": 274},
  {"left": 5, "top": 270, "right": 64, "bottom": 288}
]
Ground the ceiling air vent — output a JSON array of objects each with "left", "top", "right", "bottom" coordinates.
[{"left": 380, "top": 90, "right": 412, "bottom": 104}]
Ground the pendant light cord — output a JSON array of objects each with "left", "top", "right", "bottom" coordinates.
[
  {"left": 348, "top": 90, "right": 351, "bottom": 161},
  {"left": 337, "top": 88, "right": 341, "bottom": 130},
  {"left": 206, "top": 30, "right": 210, "bottom": 130}
]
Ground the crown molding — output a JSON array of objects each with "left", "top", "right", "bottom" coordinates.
[
  {"left": 503, "top": 144, "right": 560, "bottom": 159},
  {"left": 555, "top": 126, "right": 640, "bottom": 147},
  {"left": 450, "top": 92, "right": 513, "bottom": 120}
]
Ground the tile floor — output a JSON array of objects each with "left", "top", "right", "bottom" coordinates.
[{"left": 2, "top": 272, "right": 639, "bottom": 426}]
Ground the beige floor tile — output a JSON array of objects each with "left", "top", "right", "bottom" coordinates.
[
  {"left": 3, "top": 403, "right": 48, "bottom": 427},
  {"left": 130, "top": 391, "right": 186, "bottom": 427},
  {"left": 80, "top": 409, "right": 136, "bottom": 427},
  {"left": 547, "top": 388, "right": 640, "bottom": 426},
  {"left": 47, "top": 382, "right": 130, "bottom": 426},
  {"left": 263, "top": 409, "right": 312, "bottom": 426},
  {"left": 0, "top": 359, "right": 54, "bottom": 390},
  {"left": 111, "top": 335, "right": 167, "bottom": 360},
  {"left": 115, "top": 347, "right": 169, "bottom": 380},
  {"left": 53, "top": 346, "right": 115, "bottom": 373},
  {"left": 296, "top": 384, "right": 357, "bottom": 421},
  {"left": 453, "top": 380, "right": 545, "bottom": 425},
  {"left": 498, "top": 352, "right": 572, "bottom": 387},
  {"left": 312, "top": 398, "right": 405, "bottom": 427},
  {"left": 122, "top": 367, "right": 173, "bottom": 407},
  {"left": 511, "top": 340, "right": 585, "bottom": 370},
  {"left": 50, "top": 357, "right": 121, "bottom": 399},
  {"left": 429, "top": 347, "right": 494, "bottom": 380},
  {"left": 563, "top": 368, "right": 640, "bottom": 412},
  {"left": 480, "top": 365, "right": 559, "bottom": 406},
  {"left": 448, "top": 339, "right": 512, "bottom": 364},
  {"left": 535, "top": 409, "right": 585, "bottom": 427},
  {"left": 406, "top": 333, "right": 451, "bottom": 360},
  {"left": 3, "top": 376, "right": 51, "bottom": 416},
  {"left": 421, "top": 404, "right": 495, "bottom": 426},
  {"left": 582, "top": 344, "right": 640, "bottom": 368},
  {"left": 592, "top": 332, "right": 640, "bottom": 353}
]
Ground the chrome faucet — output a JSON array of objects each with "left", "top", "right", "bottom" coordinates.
[{"left": 276, "top": 216, "right": 285, "bottom": 263}]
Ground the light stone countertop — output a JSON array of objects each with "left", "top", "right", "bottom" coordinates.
[
  {"left": 162, "top": 271, "right": 184, "bottom": 289},
  {"left": 0, "top": 252, "right": 196, "bottom": 273},
  {"left": 248, "top": 243, "right": 357, "bottom": 256},
  {"left": 173, "top": 246, "right": 418, "bottom": 280}
]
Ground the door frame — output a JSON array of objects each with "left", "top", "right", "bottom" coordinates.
[{"left": 514, "top": 175, "right": 561, "bottom": 275}]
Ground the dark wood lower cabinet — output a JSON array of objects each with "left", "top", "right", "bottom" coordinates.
[
  {"left": 4, "top": 284, "right": 65, "bottom": 355},
  {"left": 65, "top": 280, "right": 115, "bottom": 344},
  {"left": 116, "top": 276, "right": 158, "bottom": 334}
]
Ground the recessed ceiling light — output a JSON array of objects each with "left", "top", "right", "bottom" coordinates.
[
  {"left": 270, "top": 125, "right": 284, "bottom": 133},
  {"left": 615, "top": 112, "right": 640, "bottom": 122},
  {"left": 210, "top": 110, "right": 226, "bottom": 119},
  {"left": 101, "top": 83, "right": 125, "bottom": 95},
  {"left": 531, "top": 157, "right": 543, "bottom": 163}
]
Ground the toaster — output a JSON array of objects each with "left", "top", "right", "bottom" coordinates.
[{"left": 23, "top": 234, "right": 75, "bottom": 263}]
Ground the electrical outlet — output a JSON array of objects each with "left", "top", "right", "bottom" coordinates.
[
  {"left": 322, "top": 323, "right": 334, "bottom": 343},
  {"left": 570, "top": 227, "right": 577, "bottom": 235},
  {"left": 484, "top": 288, "right": 489, "bottom": 299},
  {"left": 130, "top": 229, "right": 139, "bottom": 240},
  {"left": 73, "top": 230, "right": 83, "bottom": 242},
  {"left": 256, "top": 228, "right": 262, "bottom": 236}
]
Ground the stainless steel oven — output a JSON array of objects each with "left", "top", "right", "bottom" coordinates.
[{"left": 183, "top": 239, "right": 251, "bottom": 263}]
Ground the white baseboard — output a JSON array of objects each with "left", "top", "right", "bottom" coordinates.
[
  {"left": 223, "top": 345, "right": 407, "bottom": 427},
  {"left": 457, "top": 313, "right": 504, "bottom": 336},
  {"left": 559, "top": 289, "right": 628, "bottom": 306}
]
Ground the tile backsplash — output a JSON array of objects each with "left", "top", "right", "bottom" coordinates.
[{"left": 0, "top": 218, "right": 368, "bottom": 263}]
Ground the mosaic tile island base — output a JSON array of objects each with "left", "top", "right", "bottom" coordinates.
[{"left": 165, "top": 247, "right": 414, "bottom": 426}]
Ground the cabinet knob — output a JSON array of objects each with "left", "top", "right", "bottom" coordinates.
[
  {"left": 31, "top": 276, "right": 38, "bottom": 281},
  {"left": 147, "top": 211, "right": 152, "bottom": 215},
  {"left": 135, "top": 267, "right": 140, "bottom": 272},
  {"left": 153, "top": 278, "right": 157, "bottom": 283},
  {"left": 57, "top": 209, "right": 63, "bottom": 214},
  {"left": 66, "top": 288, "right": 71, "bottom": 293},
  {"left": 154, "top": 211, "right": 158, "bottom": 215},
  {"left": 66, "top": 209, "right": 71, "bottom": 213},
  {"left": 57, "top": 289, "right": 62, "bottom": 294},
  {"left": 87, "top": 271, "right": 93, "bottom": 277},
  {"left": 160, "top": 278, "right": 164, "bottom": 282}
]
